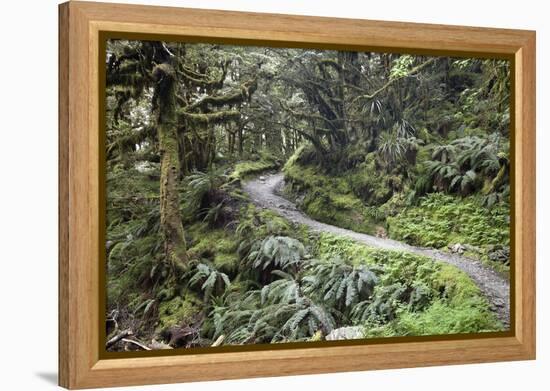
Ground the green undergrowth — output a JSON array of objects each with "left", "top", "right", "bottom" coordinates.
[
  {"left": 282, "top": 148, "right": 386, "bottom": 235},
  {"left": 106, "top": 166, "right": 162, "bottom": 311},
  {"left": 363, "top": 263, "right": 503, "bottom": 337},
  {"left": 107, "top": 164, "right": 503, "bottom": 348},
  {"left": 281, "top": 144, "right": 510, "bottom": 273},
  {"left": 229, "top": 151, "right": 281, "bottom": 181},
  {"left": 156, "top": 292, "right": 202, "bottom": 332},
  {"left": 238, "top": 203, "right": 312, "bottom": 244},
  {"left": 187, "top": 222, "right": 240, "bottom": 275},
  {"left": 387, "top": 193, "right": 510, "bottom": 272},
  {"left": 316, "top": 234, "right": 503, "bottom": 337}
]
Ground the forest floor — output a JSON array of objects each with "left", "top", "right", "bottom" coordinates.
[{"left": 243, "top": 172, "right": 510, "bottom": 327}]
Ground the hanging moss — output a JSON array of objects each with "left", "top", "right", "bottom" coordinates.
[
  {"left": 179, "top": 110, "right": 241, "bottom": 125},
  {"left": 185, "top": 79, "right": 257, "bottom": 112}
]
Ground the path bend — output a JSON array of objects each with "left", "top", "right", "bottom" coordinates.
[{"left": 243, "top": 172, "right": 510, "bottom": 327}]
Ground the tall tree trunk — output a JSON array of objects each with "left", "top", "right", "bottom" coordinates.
[{"left": 154, "top": 62, "right": 187, "bottom": 267}]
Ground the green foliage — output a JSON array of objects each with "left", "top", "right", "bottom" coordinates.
[
  {"left": 156, "top": 293, "right": 201, "bottom": 332},
  {"left": 229, "top": 152, "right": 281, "bottom": 181},
  {"left": 183, "top": 170, "right": 227, "bottom": 213},
  {"left": 417, "top": 134, "right": 509, "bottom": 203},
  {"left": 303, "top": 257, "right": 378, "bottom": 310},
  {"left": 210, "top": 271, "right": 337, "bottom": 344},
  {"left": 246, "top": 236, "right": 306, "bottom": 271},
  {"left": 186, "top": 224, "right": 240, "bottom": 275},
  {"left": 233, "top": 206, "right": 312, "bottom": 286},
  {"left": 186, "top": 260, "right": 231, "bottom": 299},
  {"left": 313, "top": 234, "right": 501, "bottom": 334},
  {"left": 283, "top": 150, "right": 386, "bottom": 234},
  {"left": 105, "top": 40, "right": 510, "bottom": 349},
  {"left": 387, "top": 193, "right": 509, "bottom": 267},
  {"left": 106, "top": 167, "right": 166, "bottom": 310},
  {"left": 363, "top": 264, "right": 503, "bottom": 337},
  {"left": 387, "top": 298, "right": 502, "bottom": 335},
  {"left": 180, "top": 169, "right": 239, "bottom": 228},
  {"left": 390, "top": 55, "right": 415, "bottom": 79},
  {"left": 314, "top": 234, "right": 375, "bottom": 266}
]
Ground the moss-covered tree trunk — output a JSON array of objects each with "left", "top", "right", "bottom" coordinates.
[{"left": 154, "top": 62, "right": 187, "bottom": 267}]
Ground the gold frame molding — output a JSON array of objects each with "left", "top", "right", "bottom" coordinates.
[{"left": 59, "top": 1, "right": 536, "bottom": 388}]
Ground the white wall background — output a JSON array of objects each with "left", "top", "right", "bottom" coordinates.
[{"left": 0, "top": 0, "right": 546, "bottom": 389}]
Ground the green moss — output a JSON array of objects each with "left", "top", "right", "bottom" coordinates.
[
  {"left": 389, "top": 193, "right": 509, "bottom": 248},
  {"left": 156, "top": 286, "right": 177, "bottom": 302},
  {"left": 283, "top": 157, "right": 380, "bottom": 234},
  {"left": 229, "top": 152, "right": 280, "bottom": 181},
  {"left": 365, "top": 297, "right": 502, "bottom": 337},
  {"left": 433, "top": 263, "right": 481, "bottom": 303},
  {"left": 213, "top": 252, "right": 240, "bottom": 274},
  {"left": 230, "top": 160, "right": 275, "bottom": 180},
  {"left": 106, "top": 233, "right": 160, "bottom": 310},
  {"left": 187, "top": 223, "right": 240, "bottom": 274},
  {"left": 156, "top": 293, "right": 201, "bottom": 331},
  {"left": 239, "top": 204, "right": 292, "bottom": 237},
  {"left": 346, "top": 154, "right": 393, "bottom": 205},
  {"left": 315, "top": 234, "right": 442, "bottom": 297},
  {"left": 309, "top": 330, "right": 323, "bottom": 341},
  {"left": 315, "top": 233, "right": 375, "bottom": 266},
  {"left": 363, "top": 263, "right": 502, "bottom": 337}
]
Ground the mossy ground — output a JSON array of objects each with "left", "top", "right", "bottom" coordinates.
[
  {"left": 187, "top": 223, "right": 240, "bottom": 275},
  {"left": 156, "top": 292, "right": 202, "bottom": 331},
  {"left": 283, "top": 149, "right": 384, "bottom": 235},
  {"left": 364, "top": 263, "right": 503, "bottom": 337},
  {"left": 229, "top": 152, "right": 281, "bottom": 181},
  {"left": 387, "top": 193, "right": 509, "bottom": 248}
]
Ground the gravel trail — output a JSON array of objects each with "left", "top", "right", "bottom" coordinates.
[{"left": 243, "top": 172, "right": 510, "bottom": 327}]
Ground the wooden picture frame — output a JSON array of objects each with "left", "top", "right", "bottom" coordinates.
[{"left": 59, "top": 1, "right": 536, "bottom": 388}]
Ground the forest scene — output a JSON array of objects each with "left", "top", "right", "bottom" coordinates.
[{"left": 105, "top": 39, "right": 511, "bottom": 352}]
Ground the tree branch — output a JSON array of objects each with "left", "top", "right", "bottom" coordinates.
[
  {"left": 352, "top": 58, "right": 436, "bottom": 105},
  {"left": 122, "top": 338, "right": 152, "bottom": 351},
  {"left": 106, "top": 329, "right": 133, "bottom": 349}
]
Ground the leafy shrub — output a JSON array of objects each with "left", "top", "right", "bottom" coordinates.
[
  {"left": 303, "top": 257, "right": 378, "bottom": 310},
  {"left": 181, "top": 169, "right": 235, "bottom": 227},
  {"left": 387, "top": 193, "right": 509, "bottom": 251},
  {"left": 186, "top": 260, "right": 231, "bottom": 299},
  {"left": 211, "top": 272, "right": 336, "bottom": 344},
  {"left": 363, "top": 263, "right": 503, "bottom": 337},
  {"left": 246, "top": 236, "right": 306, "bottom": 271}
]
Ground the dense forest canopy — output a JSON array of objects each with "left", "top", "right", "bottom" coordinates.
[{"left": 105, "top": 39, "right": 510, "bottom": 351}]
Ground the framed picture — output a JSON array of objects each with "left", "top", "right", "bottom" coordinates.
[{"left": 59, "top": 1, "right": 536, "bottom": 389}]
